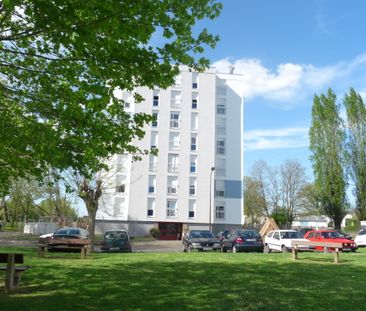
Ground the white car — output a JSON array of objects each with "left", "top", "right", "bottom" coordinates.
[
  {"left": 354, "top": 229, "right": 366, "bottom": 247},
  {"left": 264, "top": 230, "right": 310, "bottom": 253}
]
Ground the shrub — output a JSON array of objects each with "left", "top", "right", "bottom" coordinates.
[{"left": 149, "top": 227, "right": 160, "bottom": 239}]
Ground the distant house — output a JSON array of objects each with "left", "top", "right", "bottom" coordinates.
[
  {"left": 292, "top": 214, "right": 354, "bottom": 229},
  {"left": 291, "top": 215, "right": 329, "bottom": 229}
]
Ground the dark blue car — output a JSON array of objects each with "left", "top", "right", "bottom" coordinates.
[{"left": 221, "top": 229, "right": 264, "bottom": 253}]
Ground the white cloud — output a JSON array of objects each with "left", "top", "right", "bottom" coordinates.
[
  {"left": 212, "top": 54, "right": 366, "bottom": 107},
  {"left": 244, "top": 127, "right": 309, "bottom": 151}
]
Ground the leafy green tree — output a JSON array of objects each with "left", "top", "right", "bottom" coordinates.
[
  {"left": 309, "top": 89, "right": 347, "bottom": 229},
  {"left": 344, "top": 88, "right": 366, "bottom": 221},
  {"left": 1, "top": 1, "right": 222, "bottom": 246},
  {"left": 244, "top": 176, "right": 265, "bottom": 228},
  {"left": 298, "top": 183, "right": 323, "bottom": 216},
  {"left": 0, "top": 0, "right": 222, "bottom": 193}
]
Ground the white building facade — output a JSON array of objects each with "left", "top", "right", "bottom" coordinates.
[{"left": 96, "top": 67, "right": 244, "bottom": 239}]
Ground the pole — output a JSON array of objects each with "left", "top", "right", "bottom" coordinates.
[{"left": 209, "top": 167, "right": 215, "bottom": 231}]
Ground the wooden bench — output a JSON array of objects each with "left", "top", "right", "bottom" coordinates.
[
  {"left": 38, "top": 243, "right": 89, "bottom": 259},
  {"left": 291, "top": 240, "right": 343, "bottom": 263},
  {"left": 0, "top": 253, "right": 30, "bottom": 292}
]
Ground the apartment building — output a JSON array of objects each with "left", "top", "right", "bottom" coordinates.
[{"left": 95, "top": 67, "right": 243, "bottom": 239}]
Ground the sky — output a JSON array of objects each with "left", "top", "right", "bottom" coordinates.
[{"left": 203, "top": 0, "right": 366, "bottom": 180}]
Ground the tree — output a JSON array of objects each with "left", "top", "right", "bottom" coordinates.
[
  {"left": 1, "top": 1, "right": 222, "bottom": 246},
  {"left": 344, "top": 88, "right": 366, "bottom": 221},
  {"left": 243, "top": 176, "right": 265, "bottom": 228},
  {"left": 279, "top": 160, "right": 307, "bottom": 228},
  {"left": 309, "top": 89, "right": 347, "bottom": 229},
  {"left": 248, "top": 160, "right": 307, "bottom": 228},
  {"left": 0, "top": 1, "right": 222, "bottom": 193},
  {"left": 297, "top": 183, "right": 323, "bottom": 216}
]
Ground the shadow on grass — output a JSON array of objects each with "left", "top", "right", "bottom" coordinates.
[{"left": 0, "top": 251, "right": 366, "bottom": 311}]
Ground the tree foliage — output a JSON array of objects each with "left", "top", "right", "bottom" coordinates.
[
  {"left": 344, "top": 88, "right": 366, "bottom": 221},
  {"left": 0, "top": 0, "right": 222, "bottom": 193},
  {"left": 309, "top": 89, "right": 347, "bottom": 229},
  {"left": 243, "top": 176, "right": 265, "bottom": 228}
]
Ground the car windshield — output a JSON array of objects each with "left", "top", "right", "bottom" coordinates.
[
  {"left": 240, "top": 230, "right": 260, "bottom": 238},
  {"left": 359, "top": 230, "right": 366, "bottom": 236},
  {"left": 190, "top": 231, "right": 214, "bottom": 239},
  {"left": 104, "top": 231, "right": 128, "bottom": 240},
  {"left": 280, "top": 231, "right": 301, "bottom": 239},
  {"left": 55, "top": 229, "right": 80, "bottom": 235},
  {"left": 321, "top": 231, "right": 342, "bottom": 238}
]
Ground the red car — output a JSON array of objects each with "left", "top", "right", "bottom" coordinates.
[{"left": 304, "top": 230, "right": 357, "bottom": 252}]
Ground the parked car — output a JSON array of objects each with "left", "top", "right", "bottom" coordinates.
[
  {"left": 45, "top": 227, "right": 90, "bottom": 252},
  {"left": 304, "top": 230, "right": 357, "bottom": 252},
  {"left": 182, "top": 230, "right": 221, "bottom": 252},
  {"left": 216, "top": 230, "right": 232, "bottom": 241},
  {"left": 221, "top": 229, "right": 263, "bottom": 253},
  {"left": 264, "top": 230, "right": 310, "bottom": 253},
  {"left": 354, "top": 229, "right": 366, "bottom": 247},
  {"left": 100, "top": 230, "right": 132, "bottom": 252}
]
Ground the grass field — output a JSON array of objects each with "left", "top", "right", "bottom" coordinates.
[{"left": 0, "top": 247, "right": 366, "bottom": 311}]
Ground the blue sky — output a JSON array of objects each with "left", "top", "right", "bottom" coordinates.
[{"left": 204, "top": 0, "right": 366, "bottom": 179}]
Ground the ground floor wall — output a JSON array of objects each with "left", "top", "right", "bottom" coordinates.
[{"left": 95, "top": 220, "right": 243, "bottom": 240}]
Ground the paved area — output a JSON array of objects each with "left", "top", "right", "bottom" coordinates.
[{"left": 0, "top": 231, "right": 183, "bottom": 252}]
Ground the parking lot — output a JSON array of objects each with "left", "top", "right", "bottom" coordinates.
[{"left": 0, "top": 231, "right": 183, "bottom": 252}]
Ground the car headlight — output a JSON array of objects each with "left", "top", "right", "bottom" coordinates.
[{"left": 191, "top": 243, "right": 200, "bottom": 246}]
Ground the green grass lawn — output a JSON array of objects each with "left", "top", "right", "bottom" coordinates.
[{"left": 1, "top": 247, "right": 366, "bottom": 311}]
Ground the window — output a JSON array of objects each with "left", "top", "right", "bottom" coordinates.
[
  {"left": 170, "top": 112, "right": 180, "bottom": 128},
  {"left": 169, "top": 132, "right": 180, "bottom": 151},
  {"left": 168, "top": 154, "right": 179, "bottom": 173},
  {"left": 216, "top": 117, "right": 226, "bottom": 135},
  {"left": 114, "top": 197, "right": 125, "bottom": 217},
  {"left": 191, "top": 135, "right": 197, "bottom": 151},
  {"left": 192, "top": 73, "right": 199, "bottom": 89},
  {"left": 189, "top": 200, "right": 196, "bottom": 218},
  {"left": 116, "top": 185, "right": 125, "bottom": 193},
  {"left": 148, "top": 176, "right": 156, "bottom": 193},
  {"left": 167, "top": 176, "right": 178, "bottom": 195},
  {"left": 116, "top": 154, "right": 127, "bottom": 172},
  {"left": 189, "top": 185, "right": 196, "bottom": 195},
  {"left": 192, "top": 94, "right": 198, "bottom": 109},
  {"left": 216, "top": 139, "right": 225, "bottom": 155},
  {"left": 273, "top": 232, "right": 280, "bottom": 240},
  {"left": 153, "top": 90, "right": 159, "bottom": 107},
  {"left": 190, "top": 155, "right": 197, "bottom": 173},
  {"left": 152, "top": 112, "right": 158, "bottom": 127},
  {"left": 151, "top": 131, "right": 158, "bottom": 149},
  {"left": 171, "top": 91, "right": 181, "bottom": 108},
  {"left": 217, "top": 98, "right": 226, "bottom": 114},
  {"left": 215, "top": 205, "right": 225, "bottom": 219},
  {"left": 215, "top": 180, "right": 225, "bottom": 197},
  {"left": 215, "top": 158, "right": 226, "bottom": 177},
  {"left": 167, "top": 200, "right": 177, "bottom": 217},
  {"left": 153, "top": 95, "right": 159, "bottom": 107},
  {"left": 147, "top": 198, "right": 155, "bottom": 217},
  {"left": 191, "top": 113, "right": 198, "bottom": 130},
  {"left": 149, "top": 155, "right": 158, "bottom": 172},
  {"left": 189, "top": 177, "right": 196, "bottom": 195}
]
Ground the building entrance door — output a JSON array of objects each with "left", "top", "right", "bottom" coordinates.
[{"left": 158, "top": 222, "right": 183, "bottom": 240}]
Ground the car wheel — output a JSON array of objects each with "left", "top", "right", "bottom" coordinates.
[
  {"left": 220, "top": 245, "right": 226, "bottom": 253},
  {"left": 263, "top": 244, "right": 271, "bottom": 253},
  {"left": 281, "top": 245, "right": 287, "bottom": 253},
  {"left": 232, "top": 245, "right": 238, "bottom": 253}
]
